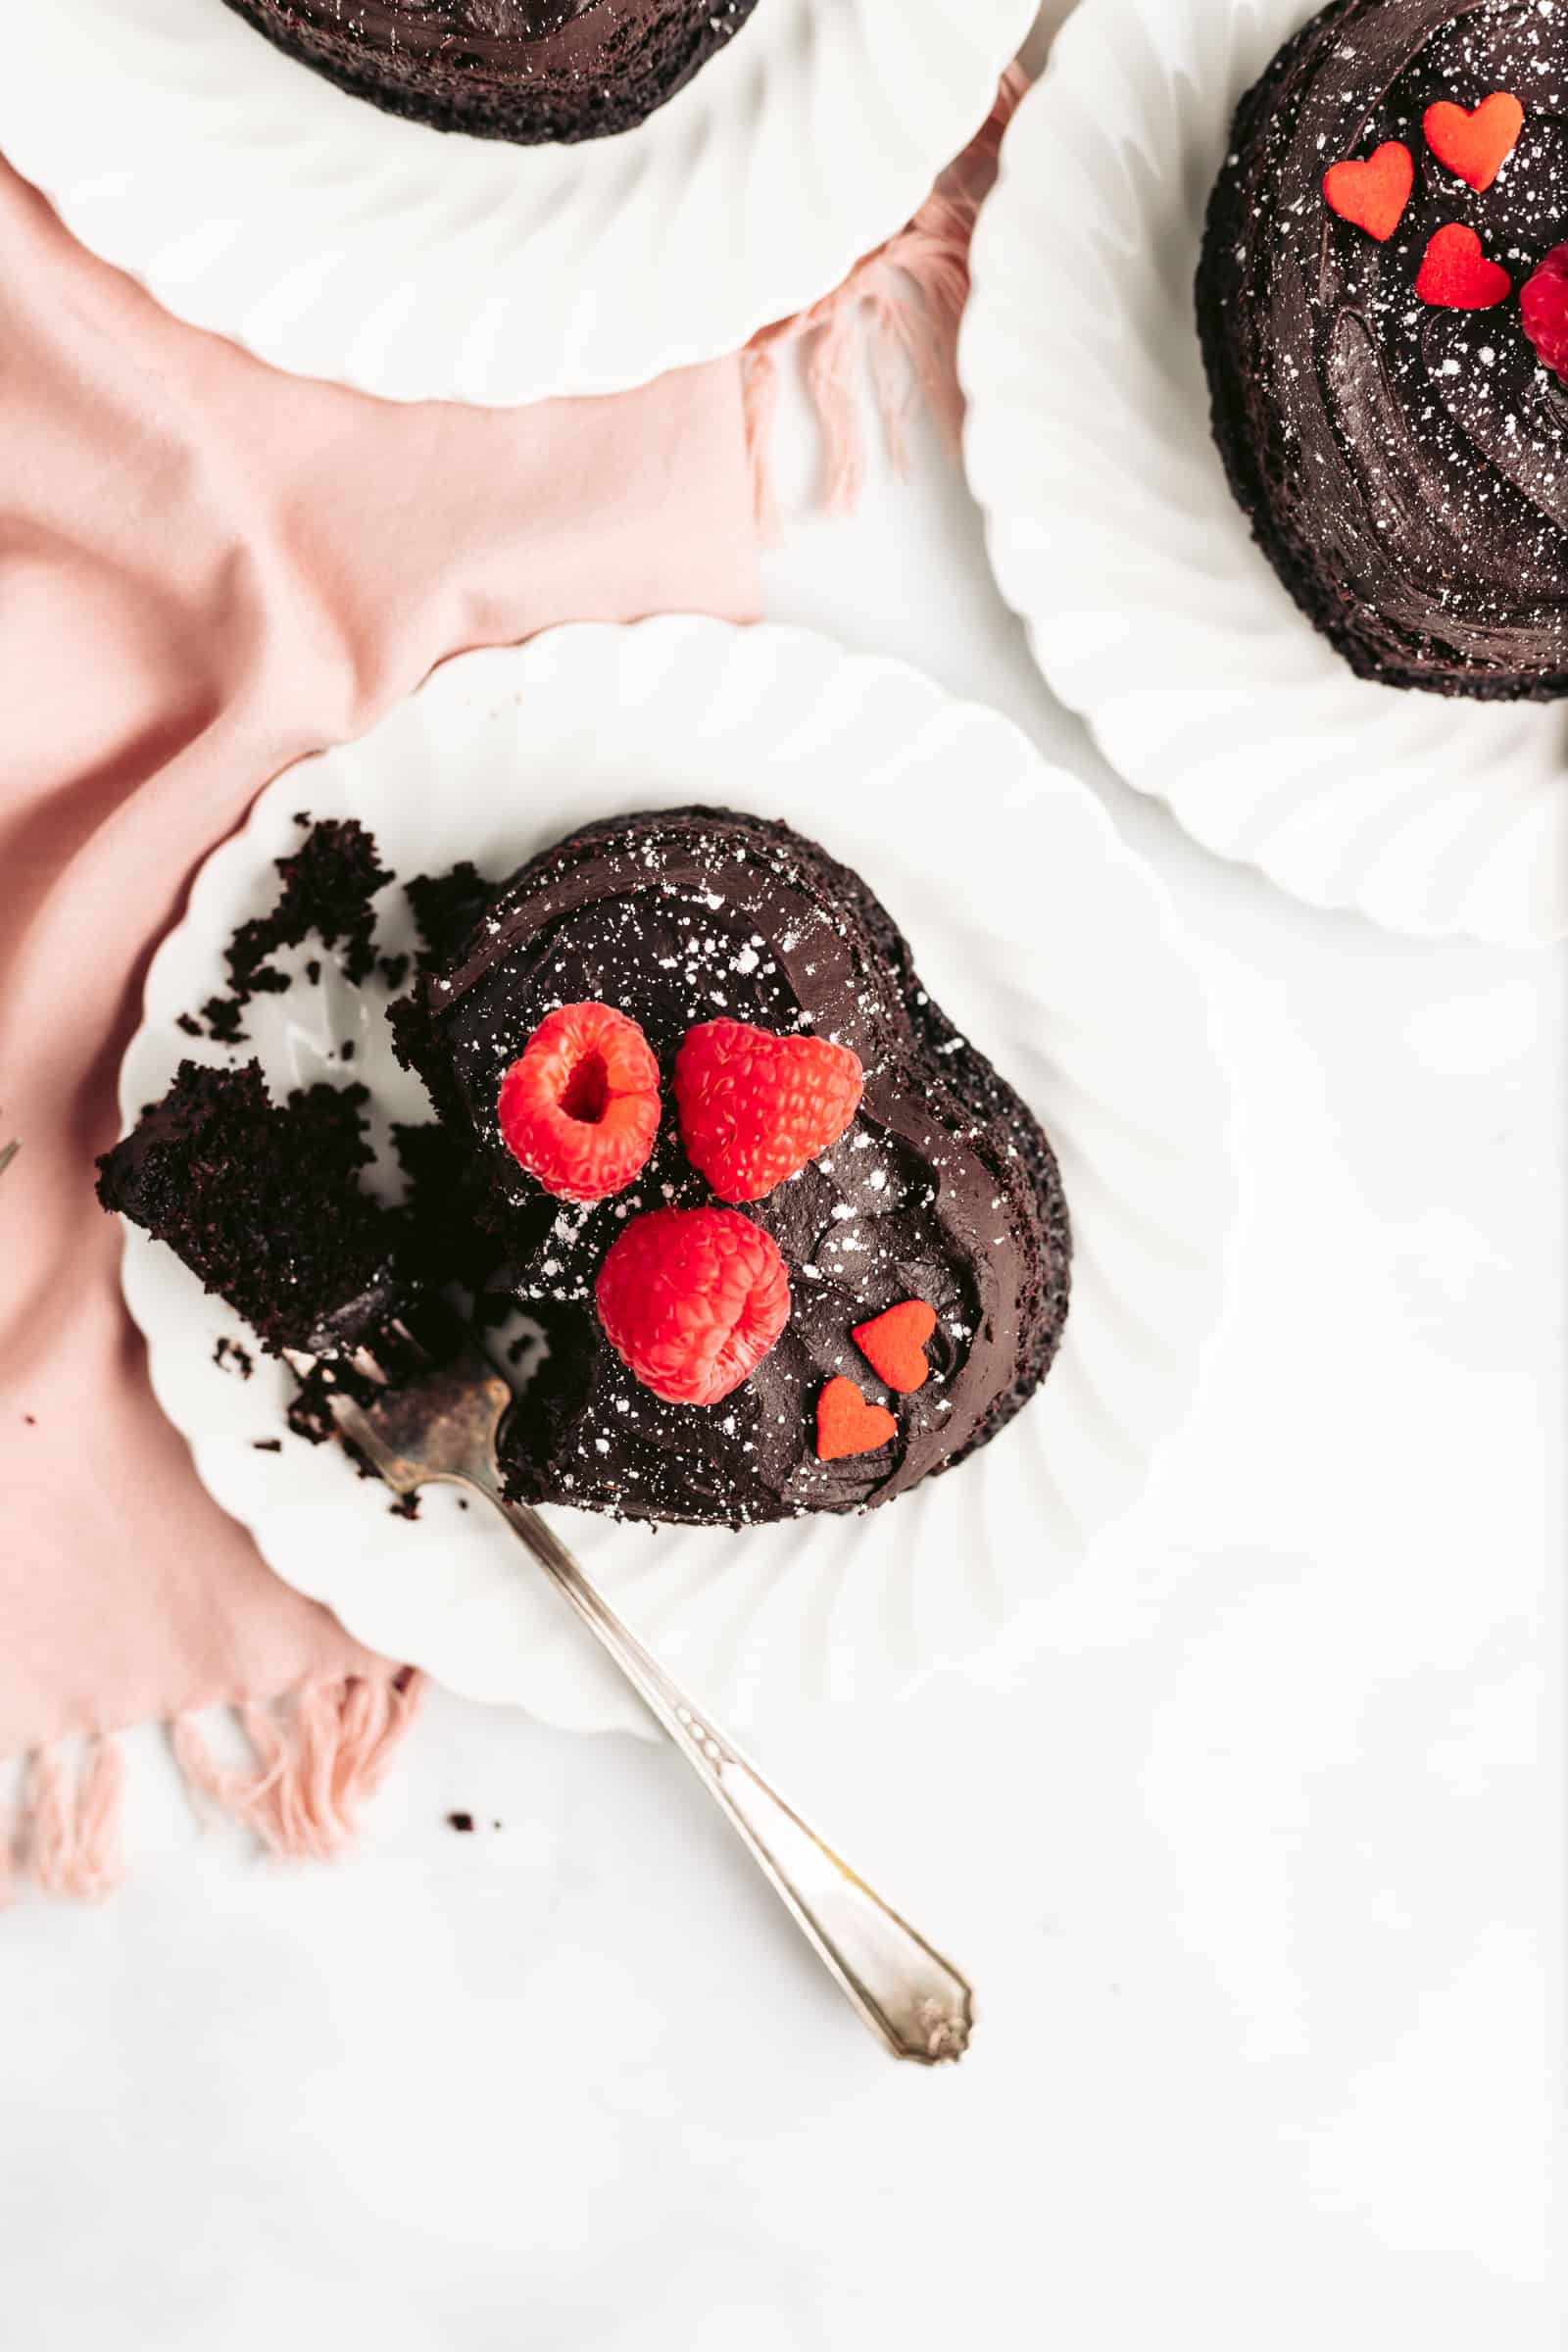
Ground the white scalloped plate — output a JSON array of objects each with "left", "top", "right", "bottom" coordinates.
[
  {"left": 961, "top": 0, "right": 1568, "bottom": 947},
  {"left": 0, "top": 0, "right": 1034, "bottom": 408},
  {"left": 117, "top": 619, "right": 1235, "bottom": 1737}
]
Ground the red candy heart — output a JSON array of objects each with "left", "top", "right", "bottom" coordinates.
[
  {"left": 1323, "top": 141, "right": 1414, "bottom": 242},
  {"left": 1424, "top": 92, "right": 1524, "bottom": 192},
  {"left": 852, "top": 1298, "right": 937, "bottom": 1395},
  {"left": 815, "top": 1377, "right": 897, "bottom": 1463},
  {"left": 1415, "top": 222, "right": 1512, "bottom": 310}
]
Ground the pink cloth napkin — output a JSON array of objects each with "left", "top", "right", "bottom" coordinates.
[
  {"left": 0, "top": 46, "right": 1020, "bottom": 1897},
  {"left": 0, "top": 156, "right": 759, "bottom": 1888}
]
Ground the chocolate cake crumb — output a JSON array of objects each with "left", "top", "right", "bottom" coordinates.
[
  {"left": 405, "top": 861, "right": 494, "bottom": 971},
  {"left": 306, "top": 959, "right": 321, "bottom": 987},
  {"left": 286, "top": 1376, "right": 335, "bottom": 1446},
  {"left": 176, "top": 1013, "right": 203, "bottom": 1038},
  {"left": 389, "top": 1491, "right": 420, "bottom": 1520},
  {"left": 391, "top": 1117, "right": 499, "bottom": 1291},
  {"left": 201, "top": 819, "right": 393, "bottom": 1040},
  {"left": 378, "top": 953, "right": 410, "bottom": 992},
  {"left": 202, "top": 996, "right": 247, "bottom": 1047},
  {"left": 214, "top": 1337, "right": 254, "bottom": 1380},
  {"left": 340, "top": 1040, "right": 356, "bottom": 1062},
  {"left": 22, "top": 1413, "right": 35, "bottom": 1426},
  {"left": 446, "top": 1811, "right": 474, "bottom": 1834},
  {"left": 252, "top": 1438, "right": 282, "bottom": 1453}
]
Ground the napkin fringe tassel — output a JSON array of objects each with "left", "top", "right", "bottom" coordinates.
[
  {"left": 172, "top": 1668, "right": 422, "bottom": 1861},
  {"left": 2, "top": 1667, "right": 421, "bottom": 1903},
  {"left": 743, "top": 63, "right": 1027, "bottom": 543},
  {"left": 7, "top": 1734, "right": 128, "bottom": 1902}
]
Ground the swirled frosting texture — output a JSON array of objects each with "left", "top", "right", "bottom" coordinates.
[
  {"left": 1198, "top": 0, "right": 1568, "bottom": 699},
  {"left": 218, "top": 0, "right": 760, "bottom": 145}
]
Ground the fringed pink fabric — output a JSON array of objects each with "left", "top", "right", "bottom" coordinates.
[
  {"left": 172, "top": 1669, "right": 422, "bottom": 1861},
  {"left": 23, "top": 1736, "right": 127, "bottom": 1901},
  {"left": 3, "top": 1672, "right": 422, "bottom": 1902},
  {"left": 744, "top": 64, "right": 1029, "bottom": 539}
]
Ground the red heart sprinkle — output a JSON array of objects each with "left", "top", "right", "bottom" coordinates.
[
  {"left": 815, "top": 1376, "right": 897, "bottom": 1463},
  {"left": 1424, "top": 92, "right": 1524, "bottom": 192},
  {"left": 1323, "top": 141, "right": 1414, "bottom": 242},
  {"left": 852, "top": 1298, "right": 937, "bottom": 1395},
  {"left": 1415, "top": 222, "right": 1513, "bottom": 310}
]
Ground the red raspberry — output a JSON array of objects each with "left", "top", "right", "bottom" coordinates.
[
  {"left": 497, "top": 1003, "right": 660, "bottom": 1202},
  {"left": 672, "top": 1020, "right": 862, "bottom": 1205},
  {"left": 1521, "top": 241, "right": 1568, "bottom": 383},
  {"left": 595, "top": 1206, "right": 790, "bottom": 1405}
]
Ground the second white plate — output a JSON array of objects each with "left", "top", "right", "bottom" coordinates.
[
  {"left": 3, "top": 0, "right": 1034, "bottom": 407},
  {"left": 962, "top": 0, "right": 1568, "bottom": 947},
  {"left": 118, "top": 619, "right": 1235, "bottom": 1737}
]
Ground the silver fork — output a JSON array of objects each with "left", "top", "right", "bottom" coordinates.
[{"left": 286, "top": 1319, "right": 975, "bottom": 2065}]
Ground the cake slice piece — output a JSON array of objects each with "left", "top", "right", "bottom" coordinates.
[{"left": 97, "top": 1059, "right": 405, "bottom": 1358}]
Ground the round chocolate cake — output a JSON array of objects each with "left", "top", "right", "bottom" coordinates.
[
  {"left": 218, "top": 0, "right": 760, "bottom": 145},
  {"left": 1197, "top": 0, "right": 1568, "bottom": 700},
  {"left": 393, "top": 808, "right": 1072, "bottom": 1529}
]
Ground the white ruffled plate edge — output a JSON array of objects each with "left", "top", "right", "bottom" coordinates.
[
  {"left": 3, "top": 0, "right": 1037, "bottom": 406},
  {"left": 117, "top": 618, "right": 1239, "bottom": 1737}
]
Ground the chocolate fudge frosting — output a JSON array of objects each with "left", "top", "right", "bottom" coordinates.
[
  {"left": 393, "top": 808, "right": 1072, "bottom": 1529},
  {"left": 1197, "top": 0, "right": 1568, "bottom": 699},
  {"left": 218, "top": 0, "right": 760, "bottom": 144}
]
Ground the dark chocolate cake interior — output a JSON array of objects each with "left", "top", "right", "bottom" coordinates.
[{"left": 97, "top": 1060, "right": 405, "bottom": 1358}]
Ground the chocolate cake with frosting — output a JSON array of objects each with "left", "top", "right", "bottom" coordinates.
[
  {"left": 218, "top": 0, "right": 760, "bottom": 145},
  {"left": 1197, "top": 0, "right": 1568, "bottom": 699},
  {"left": 394, "top": 808, "right": 1071, "bottom": 1527},
  {"left": 100, "top": 809, "right": 1071, "bottom": 1533}
]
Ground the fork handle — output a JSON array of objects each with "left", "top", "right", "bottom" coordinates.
[{"left": 470, "top": 1478, "right": 974, "bottom": 2064}]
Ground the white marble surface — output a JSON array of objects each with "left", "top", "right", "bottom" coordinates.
[{"left": 4, "top": 368, "right": 1564, "bottom": 2348}]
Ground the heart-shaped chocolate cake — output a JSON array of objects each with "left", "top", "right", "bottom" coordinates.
[
  {"left": 1197, "top": 0, "right": 1568, "bottom": 700},
  {"left": 100, "top": 809, "right": 1071, "bottom": 1533},
  {"left": 391, "top": 808, "right": 1072, "bottom": 1527},
  {"left": 217, "top": 0, "right": 760, "bottom": 145}
]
